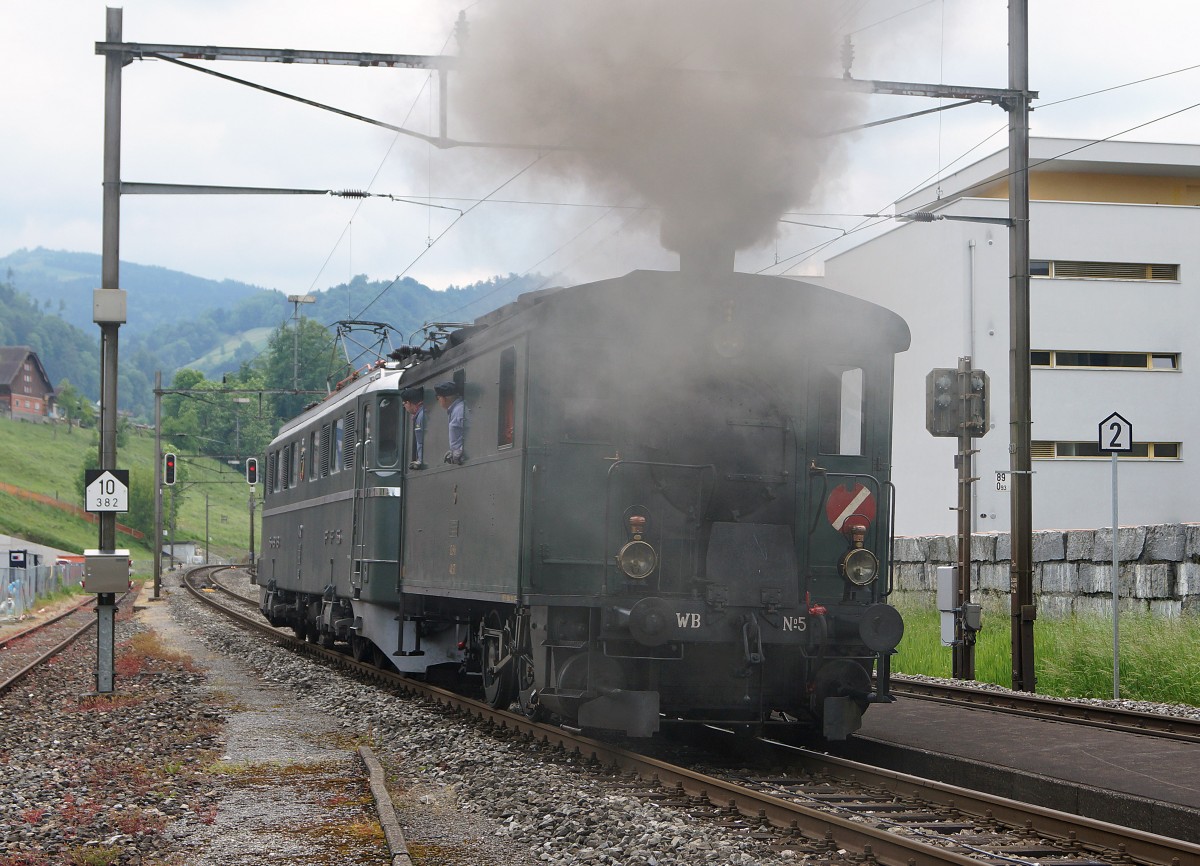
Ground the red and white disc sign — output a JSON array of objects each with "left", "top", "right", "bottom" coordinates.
[{"left": 826, "top": 482, "right": 876, "bottom": 533}]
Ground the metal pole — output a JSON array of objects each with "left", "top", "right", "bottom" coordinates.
[
  {"left": 153, "top": 371, "right": 162, "bottom": 599},
  {"left": 205, "top": 491, "right": 210, "bottom": 564},
  {"left": 170, "top": 486, "right": 176, "bottom": 573},
  {"left": 96, "top": 592, "right": 116, "bottom": 693},
  {"left": 98, "top": 5, "right": 123, "bottom": 554},
  {"left": 1112, "top": 452, "right": 1120, "bottom": 699},
  {"left": 292, "top": 300, "right": 301, "bottom": 392},
  {"left": 953, "top": 357, "right": 976, "bottom": 680},
  {"left": 1007, "top": 0, "right": 1036, "bottom": 692},
  {"left": 249, "top": 494, "right": 256, "bottom": 578}
]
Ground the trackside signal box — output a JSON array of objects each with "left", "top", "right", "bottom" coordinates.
[{"left": 84, "top": 549, "right": 131, "bottom": 593}]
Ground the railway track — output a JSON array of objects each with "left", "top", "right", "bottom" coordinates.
[
  {"left": 0, "top": 587, "right": 137, "bottom": 693},
  {"left": 186, "top": 567, "right": 1200, "bottom": 866},
  {"left": 891, "top": 674, "right": 1200, "bottom": 744}
]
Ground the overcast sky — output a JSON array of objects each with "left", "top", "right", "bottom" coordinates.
[{"left": 3, "top": 1, "right": 1199, "bottom": 306}]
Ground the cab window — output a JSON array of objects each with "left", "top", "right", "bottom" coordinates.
[
  {"left": 819, "top": 366, "right": 865, "bottom": 456},
  {"left": 377, "top": 395, "right": 400, "bottom": 467}
]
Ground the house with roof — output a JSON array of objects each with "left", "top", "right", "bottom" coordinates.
[
  {"left": 0, "top": 346, "right": 56, "bottom": 422},
  {"left": 820, "top": 137, "right": 1200, "bottom": 535}
]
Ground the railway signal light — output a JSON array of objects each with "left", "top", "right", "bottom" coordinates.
[
  {"left": 925, "top": 366, "right": 989, "bottom": 438},
  {"left": 925, "top": 368, "right": 957, "bottom": 437},
  {"left": 246, "top": 457, "right": 258, "bottom": 485},
  {"left": 163, "top": 452, "right": 177, "bottom": 485}
]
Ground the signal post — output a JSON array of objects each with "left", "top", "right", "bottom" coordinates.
[{"left": 927, "top": 358, "right": 989, "bottom": 679}]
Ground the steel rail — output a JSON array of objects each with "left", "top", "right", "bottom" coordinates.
[
  {"left": 891, "top": 674, "right": 1200, "bottom": 745},
  {"left": 0, "top": 588, "right": 138, "bottom": 694},
  {"left": 185, "top": 570, "right": 1200, "bottom": 865},
  {"left": 0, "top": 594, "right": 94, "bottom": 649},
  {"left": 758, "top": 738, "right": 1200, "bottom": 866}
]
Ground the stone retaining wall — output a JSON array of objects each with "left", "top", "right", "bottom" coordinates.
[{"left": 890, "top": 524, "right": 1200, "bottom": 617}]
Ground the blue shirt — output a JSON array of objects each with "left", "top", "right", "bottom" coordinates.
[
  {"left": 412, "top": 405, "right": 425, "bottom": 463},
  {"left": 447, "top": 397, "right": 465, "bottom": 458}
]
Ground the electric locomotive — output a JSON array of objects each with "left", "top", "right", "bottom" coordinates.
[{"left": 258, "top": 268, "right": 909, "bottom": 739}]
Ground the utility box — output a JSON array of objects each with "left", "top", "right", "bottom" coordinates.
[
  {"left": 936, "top": 565, "right": 957, "bottom": 646},
  {"left": 93, "top": 288, "right": 127, "bottom": 324},
  {"left": 84, "top": 549, "right": 131, "bottom": 593}
]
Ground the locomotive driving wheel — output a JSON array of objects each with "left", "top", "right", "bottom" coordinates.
[
  {"left": 515, "top": 618, "right": 545, "bottom": 721},
  {"left": 516, "top": 652, "right": 543, "bottom": 720},
  {"left": 480, "top": 610, "right": 516, "bottom": 709}
]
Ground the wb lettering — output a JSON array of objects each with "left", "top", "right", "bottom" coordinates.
[{"left": 675, "top": 613, "right": 701, "bottom": 628}]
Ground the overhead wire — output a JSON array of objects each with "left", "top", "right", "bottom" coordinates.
[
  {"left": 151, "top": 9, "right": 1200, "bottom": 329},
  {"left": 351, "top": 154, "right": 550, "bottom": 321},
  {"left": 765, "top": 55, "right": 1200, "bottom": 276}
]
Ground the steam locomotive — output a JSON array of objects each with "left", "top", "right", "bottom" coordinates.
[{"left": 257, "top": 268, "right": 909, "bottom": 739}]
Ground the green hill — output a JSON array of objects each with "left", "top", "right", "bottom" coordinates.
[
  {"left": 0, "top": 416, "right": 257, "bottom": 563},
  {"left": 0, "top": 248, "right": 545, "bottom": 421}
]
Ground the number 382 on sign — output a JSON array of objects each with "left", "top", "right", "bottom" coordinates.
[{"left": 84, "top": 469, "right": 129, "bottom": 513}]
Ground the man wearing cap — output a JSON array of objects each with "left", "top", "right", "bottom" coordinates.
[
  {"left": 400, "top": 386, "right": 425, "bottom": 469},
  {"left": 434, "top": 380, "right": 465, "bottom": 464}
]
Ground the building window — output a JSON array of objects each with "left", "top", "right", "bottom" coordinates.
[
  {"left": 1033, "top": 440, "right": 1181, "bottom": 459},
  {"left": 1031, "top": 350, "right": 1179, "bottom": 370},
  {"left": 1030, "top": 259, "right": 1179, "bottom": 281}
]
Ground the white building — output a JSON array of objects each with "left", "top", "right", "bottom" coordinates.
[{"left": 821, "top": 137, "right": 1200, "bottom": 536}]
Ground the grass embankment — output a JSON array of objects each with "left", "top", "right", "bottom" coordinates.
[
  {"left": 0, "top": 417, "right": 256, "bottom": 560},
  {"left": 893, "top": 599, "right": 1200, "bottom": 706}
]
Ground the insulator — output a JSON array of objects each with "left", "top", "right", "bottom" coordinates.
[{"left": 335, "top": 189, "right": 369, "bottom": 198}]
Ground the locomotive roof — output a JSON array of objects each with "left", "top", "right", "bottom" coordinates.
[
  {"left": 273, "top": 361, "right": 402, "bottom": 439},
  {"left": 269, "top": 269, "right": 910, "bottom": 442},
  {"left": 468, "top": 270, "right": 910, "bottom": 351}
]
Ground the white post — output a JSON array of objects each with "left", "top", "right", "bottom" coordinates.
[{"left": 1111, "top": 451, "right": 1120, "bottom": 700}]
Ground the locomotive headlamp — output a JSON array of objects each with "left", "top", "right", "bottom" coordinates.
[
  {"left": 839, "top": 524, "right": 877, "bottom": 586},
  {"left": 617, "top": 514, "right": 656, "bottom": 579},
  {"left": 618, "top": 540, "right": 657, "bottom": 579},
  {"left": 840, "top": 547, "right": 878, "bottom": 585}
]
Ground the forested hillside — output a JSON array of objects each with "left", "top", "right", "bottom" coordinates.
[
  {"left": 1, "top": 248, "right": 546, "bottom": 420},
  {"left": 0, "top": 270, "right": 101, "bottom": 401}
]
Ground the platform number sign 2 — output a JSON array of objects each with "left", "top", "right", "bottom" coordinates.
[{"left": 1098, "top": 412, "right": 1133, "bottom": 453}]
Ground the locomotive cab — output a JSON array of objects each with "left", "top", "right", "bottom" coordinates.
[{"left": 517, "top": 270, "right": 909, "bottom": 739}]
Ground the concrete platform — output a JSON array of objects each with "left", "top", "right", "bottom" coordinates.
[{"left": 830, "top": 696, "right": 1200, "bottom": 843}]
